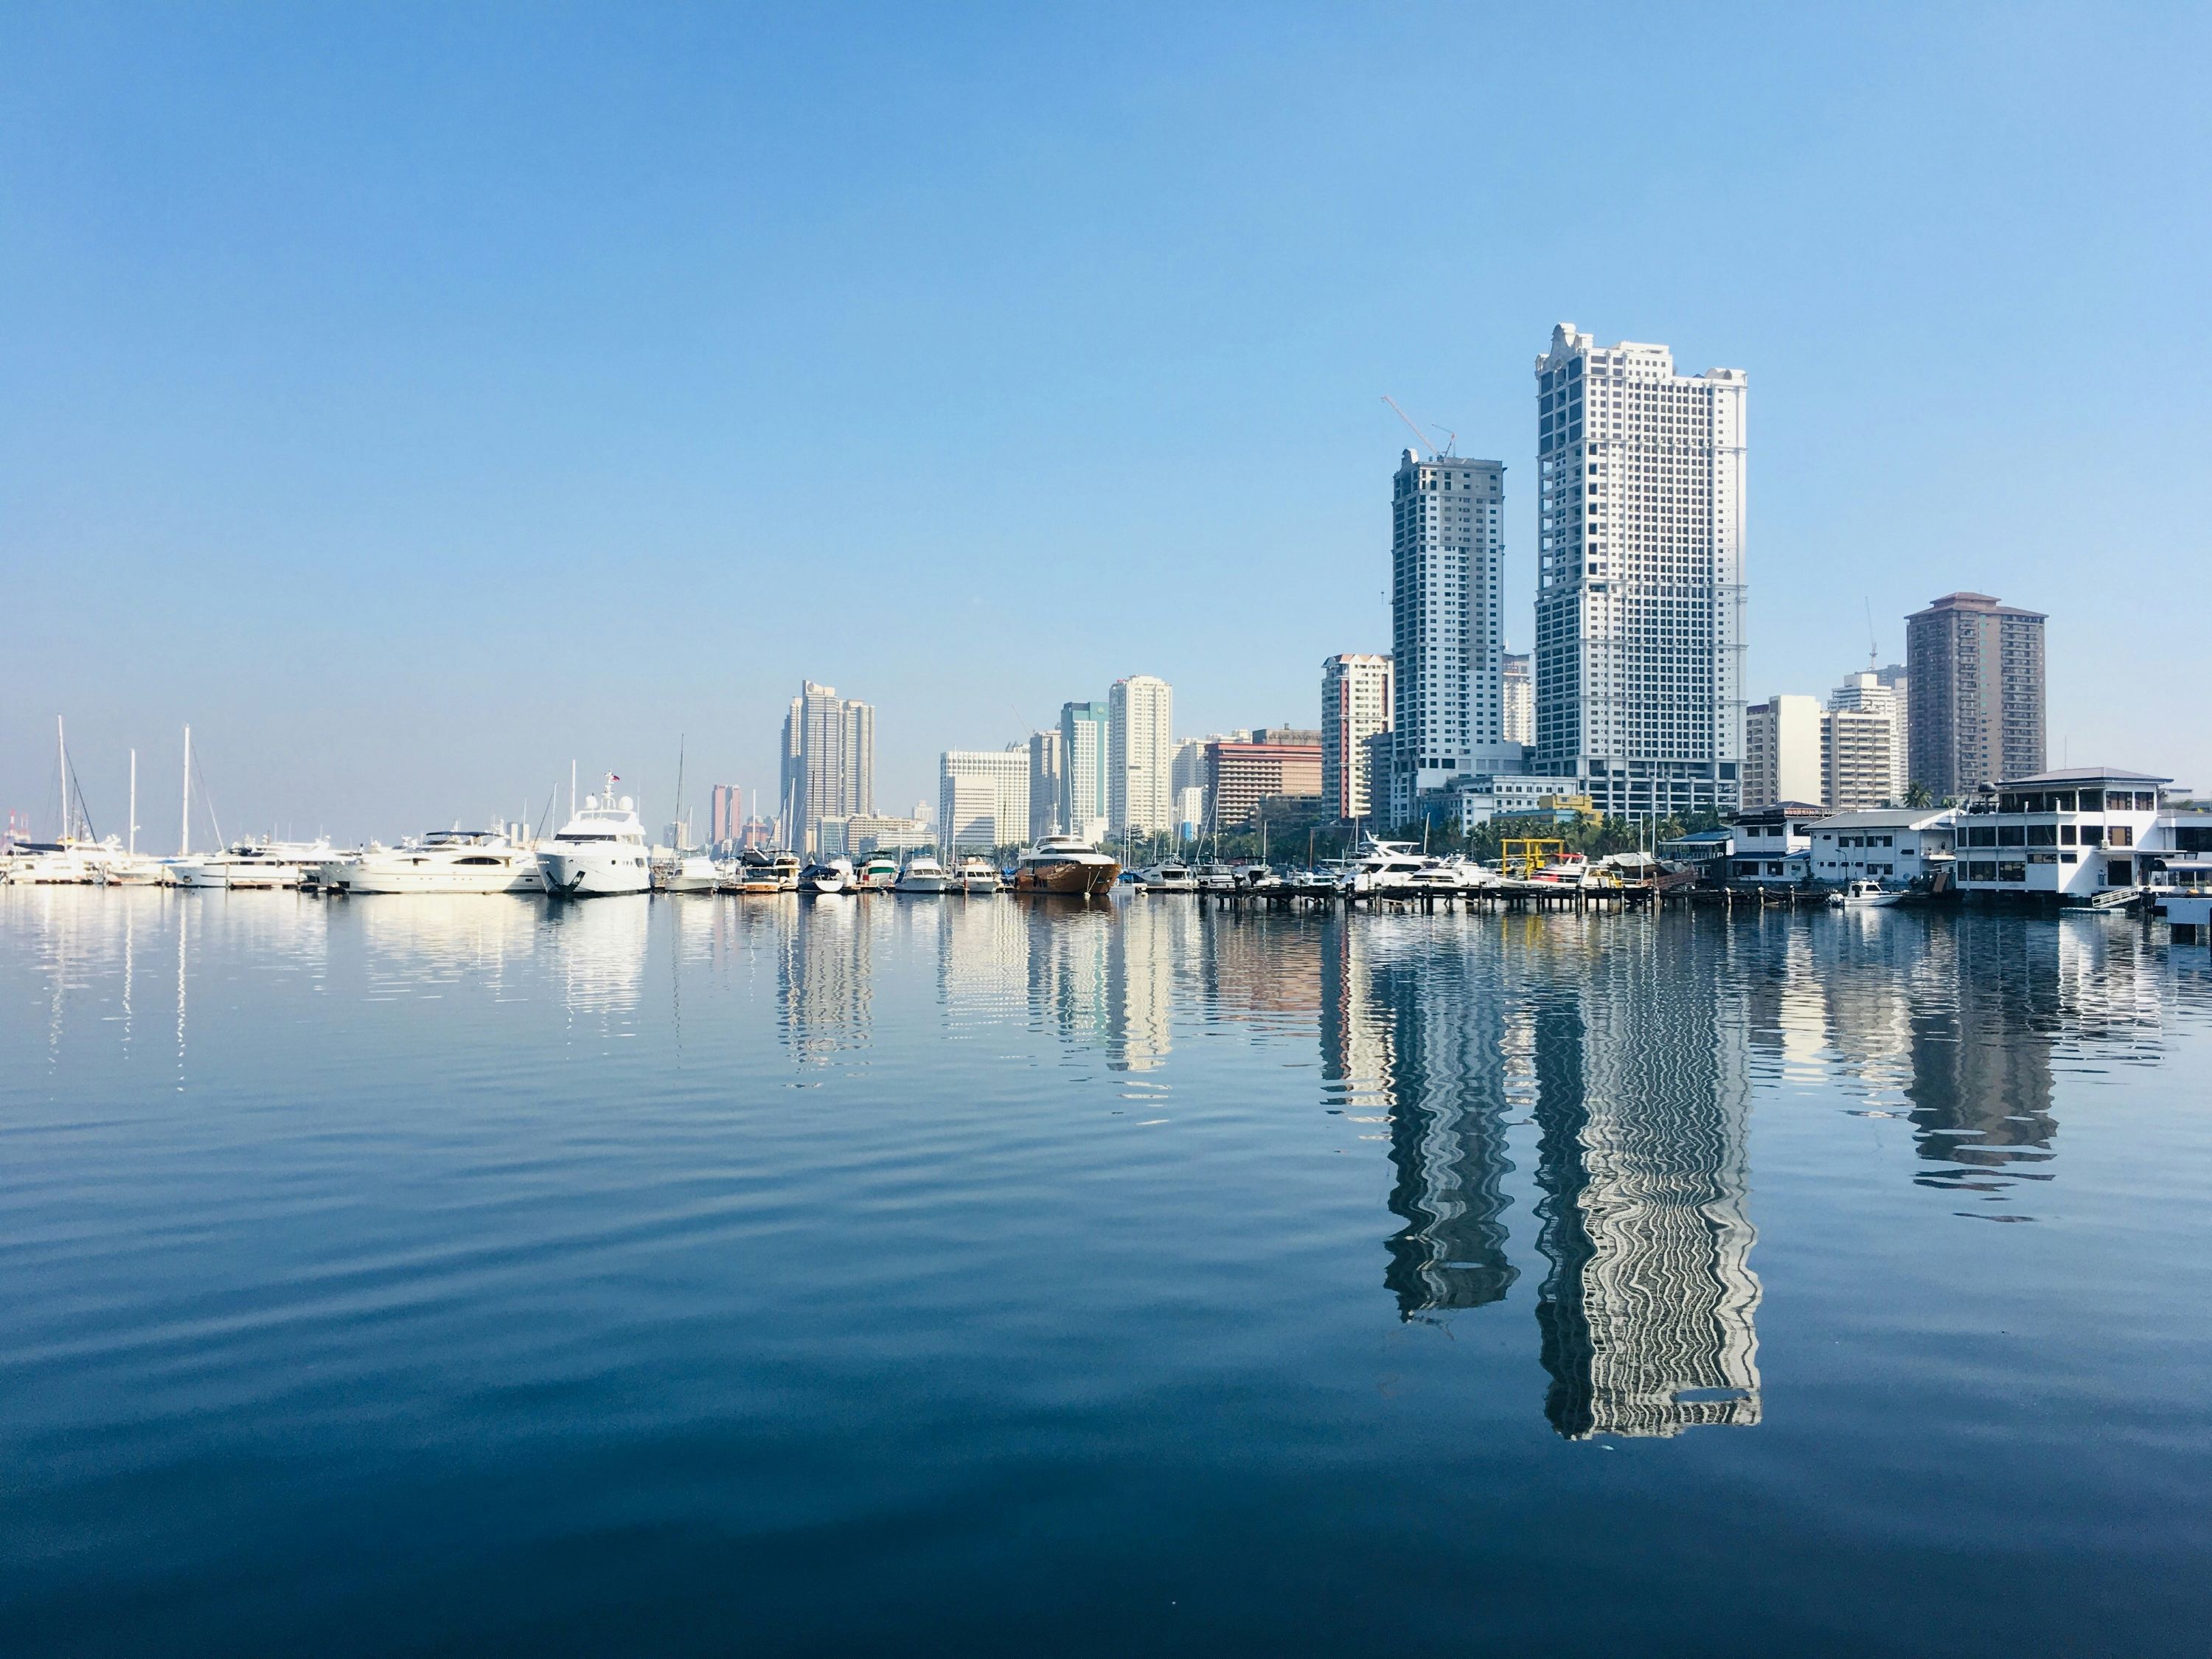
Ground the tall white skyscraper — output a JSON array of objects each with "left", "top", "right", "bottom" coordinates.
[
  {"left": 1389, "top": 450, "right": 1512, "bottom": 825},
  {"left": 1321, "top": 653, "right": 1393, "bottom": 821},
  {"left": 1533, "top": 324, "right": 1746, "bottom": 820},
  {"left": 1026, "top": 730, "right": 1064, "bottom": 841},
  {"left": 1107, "top": 675, "right": 1173, "bottom": 835},
  {"left": 1500, "top": 653, "right": 1533, "bottom": 748}
]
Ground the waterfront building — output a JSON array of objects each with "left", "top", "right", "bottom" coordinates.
[
  {"left": 1026, "top": 731, "right": 1064, "bottom": 841},
  {"left": 1389, "top": 448, "right": 1512, "bottom": 826},
  {"left": 1058, "top": 700, "right": 1110, "bottom": 841},
  {"left": 782, "top": 681, "right": 874, "bottom": 853},
  {"left": 1952, "top": 768, "right": 2172, "bottom": 902},
  {"left": 1725, "top": 801, "right": 1825, "bottom": 886},
  {"left": 1533, "top": 324, "right": 1747, "bottom": 821},
  {"left": 1744, "top": 695, "right": 1822, "bottom": 810},
  {"left": 939, "top": 746, "right": 1032, "bottom": 854},
  {"left": 1906, "top": 592, "right": 2045, "bottom": 799},
  {"left": 1107, "top": 675, "right": 1174, "bottom": 835},
  {"left": 1170, "top": 738, "right": 1211, "bottom": 830},
  {"left": 1501, "top": 652, "right": 1533, "bottom": 748},
  {"left": 1806, "top": 807, "right": 1958, "bottom": 886},
  {"left": 1321, "top": 652, "right": 1393, "bottom": 821},
  {"left": 1206, "top": 736, "right": 1323, "bottom": 830}
]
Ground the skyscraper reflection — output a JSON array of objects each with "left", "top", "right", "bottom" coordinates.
[
  {"left": 1324, "top": 917, "right": 1517, "bottom": 1318},
  {"left": 776, "top": 897, "right": 871, "bottom": 1063},
  {"left": 1529, "top": 921, "right": 1761, "bottom": 1438}
]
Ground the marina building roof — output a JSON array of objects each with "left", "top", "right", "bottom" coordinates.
[
  {"left": 1995, "top": 767, "right": 2171, "bottom": 787},
  {"left": 1807, "top": 809, "right": 1956, "bottom": 832}
]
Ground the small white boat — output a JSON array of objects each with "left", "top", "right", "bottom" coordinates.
[
  {"left": 855, "top": 854, "right": 900, "bottom": 891},
  {"left": 801, "top": 857, "right": 854, "bottom": 896},
  {"left": 336, "top": 830, "right": 543, "bottom": 895},
  {"left": 957, "top": 857, "right": 1002, "bottom": 894},
  {"left": 894, "top": 852, "right": 956, "bottom": 894},
  {"left": 1828, "top": 878, "right": 1905, "bottom": 908},
  {"left": 1138, "top": 862, "right": 1198, "bottom": 892},
  {"left": 538, "top": 779, "right": 652, "bottom": 898}
]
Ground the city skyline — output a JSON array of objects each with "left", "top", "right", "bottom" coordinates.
[{"left": 7, "top": 7, "right": 2211, "bottom": 835}]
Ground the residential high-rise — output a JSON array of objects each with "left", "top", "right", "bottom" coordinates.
[
  {"left": 939, "top": 746, "right": 1031, "bottom": 853},
  {"left": 1906, "top": 592, "right": 2045, "bottom": 799},
  {"left": 1058, "top": 700, "right": 1110, "bottom": 840},
  {"left": 1822, "top": 706, "right": 1897, "bottom": 812},
  {"left": 1744, "top": 695, "right": 1823, "bottom": 808},
  {"left": 1390, "top": 449, "right": 1511, "bottom": 825},
  {"left": 782, "top": 681, "right": 874, "bottom": 852},
  {"left": 1533, "top": 324, "right": 1747, "bottom": 820},
  {"left": 1322, "top": 653, "right": 1394, "bottom": 822},
  {"left": 1830, "top": 667, "right": 1909, "bottom": 805},
  {"left": 1107, "top": 675, "right": 1174, "bottom": 835},
  {"left": 1170, "top": 738, "right": 1209, "bottom": 828},
  {"left": 1026, "top": 730, "right": 1064, "bottom": 841},
  {"left": 1500, "top": 653, "right": 1533, "bottom": 748}
]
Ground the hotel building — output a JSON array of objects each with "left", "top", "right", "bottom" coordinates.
[
  {"left": 1107, "top": 675, "right": 1175, "bottom": 836},
  {"left": 782, "top": 681, "right": 874, "bottom": 854},
  {"left": 1533, "top": 324, "right": 1747, "bottom": 820}
]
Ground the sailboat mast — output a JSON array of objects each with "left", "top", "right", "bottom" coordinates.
[
  {"left": 129, "top": 750, "right": 137, "bottom": 855},
  {"left": 57, "top": 716, "right": 70, "bottom": 841},
  {"left": 180, "top": 725, "right": 192, "bottom": 857}
]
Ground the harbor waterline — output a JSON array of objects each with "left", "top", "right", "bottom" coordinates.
[{"left": 4, "top": 889, "right": 2211, "bottom": 1655}]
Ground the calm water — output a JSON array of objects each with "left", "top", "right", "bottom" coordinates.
[{"left": 4, "top": 888, "right": 2211, "bottom": 1655}]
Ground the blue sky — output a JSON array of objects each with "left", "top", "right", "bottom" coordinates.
[{"left": 5, "top": 2, "right": 2208, "bottom": 839}]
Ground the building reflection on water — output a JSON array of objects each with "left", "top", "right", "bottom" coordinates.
[
  {"left": 1525, "top": 923, "right": 1761, "bottom": 1439},
  {"left": 1324, "top": 919, "right": 1518, "bottom": 1318}
]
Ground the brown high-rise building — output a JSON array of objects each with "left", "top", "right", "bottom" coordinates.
[{"left": 1905, "top": 592, "right": 2045, "bottom": 800}]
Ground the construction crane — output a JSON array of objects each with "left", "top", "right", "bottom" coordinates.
[
  {"left": 1865, "top": 597, "right": 1879, "bottom": 671},
  {"left": 1381, "top": 394, "right": 1456, "bottom": 459}
]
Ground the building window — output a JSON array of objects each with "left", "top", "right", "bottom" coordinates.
[{"left": 1998, "top": 862, "right": 2027, "bottom": 883}]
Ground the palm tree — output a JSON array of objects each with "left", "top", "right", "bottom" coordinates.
[{"left": 1903, "top": 779, "right": 1933, "bottom": 809}]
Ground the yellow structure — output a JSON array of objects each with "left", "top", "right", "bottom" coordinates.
[{"left": 1500, "top": 838, "right": 1566, "bottom": 879}]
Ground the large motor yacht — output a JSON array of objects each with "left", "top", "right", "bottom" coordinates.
[
  {"left": 1012, "top": 834, "right": 1120, "bottom": 897},
  {"left": 728, "top": 851, "right": 801, "bottom": 894},
  {"left": 538, "top": 779, "right": 651, "bottom": 898},
  {"left": 168, "top": 838, "right": 331, "bottom": 890},
  {"left": 336, "top": 829, "right": 543, "bottom": 895},
  {"left": 893, "top": 852, "right": 956, "bottom": 894}
]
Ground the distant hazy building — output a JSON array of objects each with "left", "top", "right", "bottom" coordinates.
[
  {"left": 1058, "top": 700, "right": 1110, "bottom": 841},
  {"left": 1206, "top": 736, "right": 1324, "bottom": 829},
  {"left": 1744, "top": 695, "right": 1823, "bottom": 809},
  {"left": 1107, "top": 675, "right": 1174, "bottom": 835},
  {"left": 782, "top": 681, "right": 874, "bottom": 853},
  {"left": 939, "top": 746, "right": 1031, "bottom": 854},
  {"left": 709, "top": 784, "right": 744, "bottom": 847},
  {"left": 1321, "top": 653, "right": 1394, "bottom": 823},
  {"left": 1174, "top": 785, "right": 1205, "bottom": 838},
  {"left": 1026, "top": 730, "right": 1064, "bottom": 841},
  {"left": 1907, "top": 592, "right": 2046, "bottom": 800},
  {"left": 1170, "top": 739, "right": 1210, "bottom": 830},
  {"left": 844, "top": 814, "right": 933, "bottom": 855},
  {"left": 1500, "top": 653, "right": 1533, "bottom": 748},
  {"left": 1533, "top": 324, "right": 1747, "bottom": 820},
  {"left": 1391, "top": 450, "right": 1512, "bottom": 824}
]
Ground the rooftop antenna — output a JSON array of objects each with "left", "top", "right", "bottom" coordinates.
[{"left": 1382, "top": 394, "right": 1455, "bottom": 459}]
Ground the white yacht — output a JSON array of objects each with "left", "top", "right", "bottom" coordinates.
[
  {"left": 957, "top": 857, "right": 1002, "bottom": 894},
  {"left": 656, "top": 853, "right": 723, "bottom": 894},
  {"left": 855, "top": 854, "right": 900, "bottom": 891},
  {"left": 1138, "top": 861, "right": 1198, "bottom": 892},
  {"left": 728, "top": 852, "right": 801, "bottom": 894},
  {"left": 894, "top": 852, "right": 957, "bottom": 894},
  {"left": 336, "top": 830, "right": 543, "bottom": 895},
  {"left": 168, "top": 838, "right": 330, "bottom": 890},
  {"left": 538, "top": 779, "right": 652, "bottom": 898}
]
